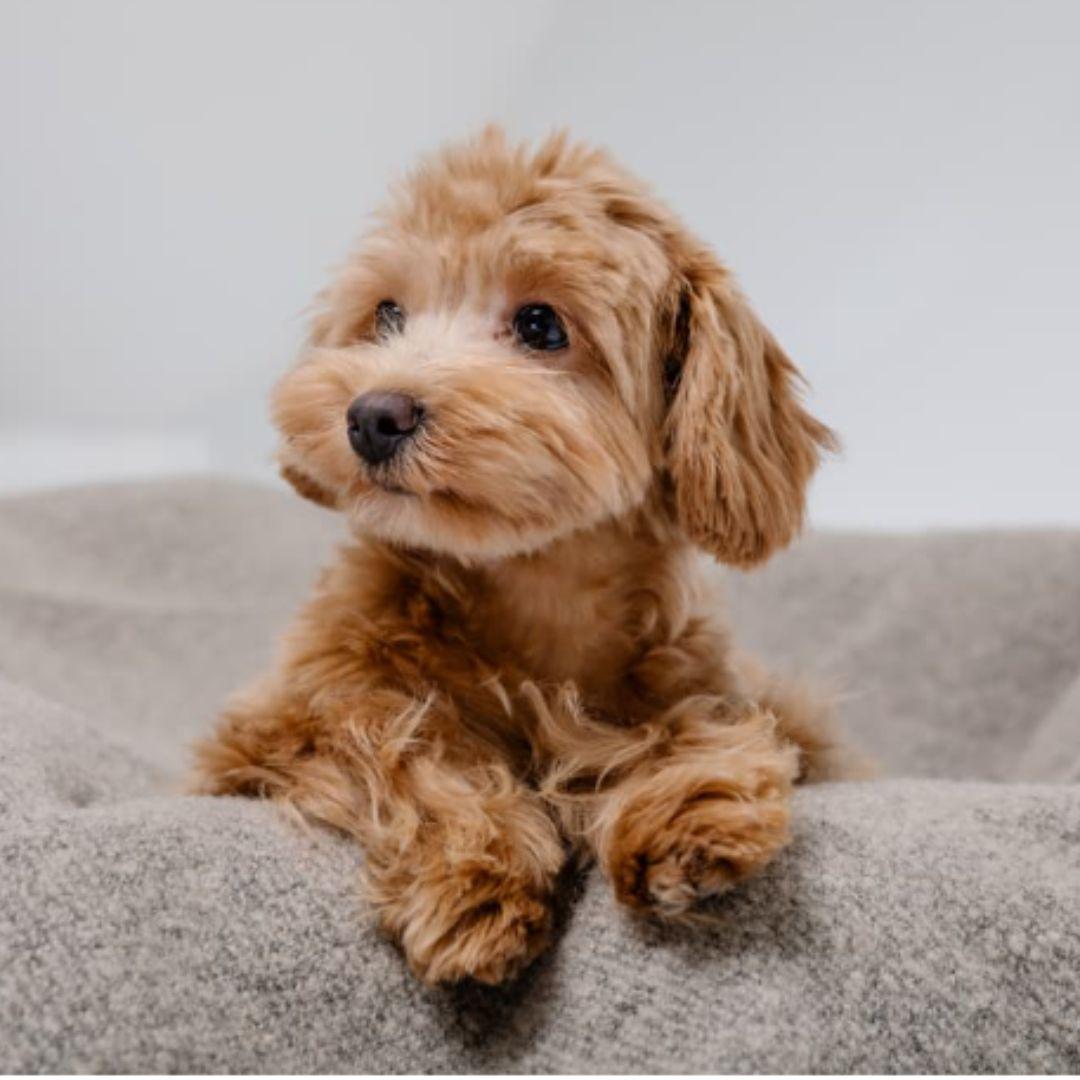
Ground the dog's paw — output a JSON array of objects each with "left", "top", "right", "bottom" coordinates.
[
  {"left": 605, "top": 792, "right": 791, "bottom": 918},
  {"left": 396, "top": 874, "right": 553, "bottom": 987}
]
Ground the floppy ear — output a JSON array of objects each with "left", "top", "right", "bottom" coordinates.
[
  {"left": 662, "top": 251, "right": 837, "bottom": 568},
  {"left": 278, "top": 462, "right": 340, "bottom": 510}
]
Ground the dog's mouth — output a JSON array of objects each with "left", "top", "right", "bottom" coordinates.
[
  {"left": 350, "top": 463, "right": 506, "bottom": 523},
  {"left": 372, "top": 478, "right": 413, "bottom": 496}
]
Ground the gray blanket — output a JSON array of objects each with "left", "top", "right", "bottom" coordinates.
[{"left": 1, "top": 477, "right": 1077, "bottom": 1073}]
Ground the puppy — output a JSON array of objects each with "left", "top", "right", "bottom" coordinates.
[{"left": 194, "top": 128, "right": 851, "bottom": 987}]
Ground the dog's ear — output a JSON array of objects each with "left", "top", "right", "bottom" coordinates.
[
  {"left": 661, "top": 249, "right": 837, "bottom": 568},
  {"left": 278, "top": 462, "right": 340, "bottom": 510}
]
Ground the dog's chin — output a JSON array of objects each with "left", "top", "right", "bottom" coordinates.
[
  {"left": 341, "top": 481, "right": 597, "bottom": 563},
  {"left": 367, "top": 476, "right": 413, "bottom": 497}
]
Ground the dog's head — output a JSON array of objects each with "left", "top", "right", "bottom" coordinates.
[{"left": 274, "top": 128, "right": 836, "bottom": 566}]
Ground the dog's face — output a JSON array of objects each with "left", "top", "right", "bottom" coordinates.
[{"left": 274, "top": 129, "right": 835, "bottom": 566}]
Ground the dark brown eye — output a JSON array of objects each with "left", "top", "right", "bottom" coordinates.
[
  {"left": 375, "top": 299, "right": 405, "bottom": 338},
  {"left": 513, "top": 304, "right": 568, "bottom": 351}
]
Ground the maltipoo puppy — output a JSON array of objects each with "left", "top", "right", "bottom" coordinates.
[{"left": 194, "top": 128, "right": 852, "bottom": 987}]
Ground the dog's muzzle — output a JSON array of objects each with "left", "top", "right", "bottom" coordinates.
[{"left": 346, "top": 392, "right": 424, "bottom": 465}]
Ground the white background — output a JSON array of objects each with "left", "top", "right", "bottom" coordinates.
[{"left": 2, "top": 0, "right": 1078, "bottom": 528}]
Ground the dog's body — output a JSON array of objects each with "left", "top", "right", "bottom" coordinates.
[{"left": 194, "top": 129, "right": 855, "bottom": 986}]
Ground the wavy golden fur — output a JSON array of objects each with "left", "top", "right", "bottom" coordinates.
[{"left": 193, "top": 128, "right": 857, "bottom": 987}]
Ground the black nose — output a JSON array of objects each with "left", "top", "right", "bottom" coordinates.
[{"left": 346, "top": 392, "right": 423, "bottom": 465}]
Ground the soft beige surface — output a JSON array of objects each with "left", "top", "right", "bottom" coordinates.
[
  {"left": 0, "top": 477, "right": 1077, "bottom": 1072},
  {"left": 725, "top": 527, "right": 1080, "bottom": 783}
]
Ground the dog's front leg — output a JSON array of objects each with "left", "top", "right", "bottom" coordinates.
[
  {"left": 597, "top": 702, "right": 800, "bottom": 917},
  {"left": 535, "top": 692, "right": 800, "bottom": 919},
  {"left": 194, "top": 678, "right": 565, "bottom": 985},
  {"left": 359, "top": 736, "right": 566, "bottom": 987}
]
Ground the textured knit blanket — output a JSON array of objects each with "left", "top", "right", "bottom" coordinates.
[{"left": 1, "top": 478, "right": 1077, "bottom": 1072}]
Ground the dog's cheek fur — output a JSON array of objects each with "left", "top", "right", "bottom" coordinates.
[
  {"left": 271, "top": 341, "right": 654, "bottom": 559},
  {"left": 272, "top": 349, "right": 366, "bottom": 500},
  {"left": 364, "top": 363, "right": 654, "bottom": 558},
  {"left": 279, "top": 463, "right": 340, "bottom": 510}
]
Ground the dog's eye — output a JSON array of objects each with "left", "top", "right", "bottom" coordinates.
[
  {"left": 375, "top": 300, "right": 405, "bottom": 338},
  {"left": 513, "top": 304, "right": 569, "bottom": 352}
]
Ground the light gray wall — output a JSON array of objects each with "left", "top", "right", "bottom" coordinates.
[{"left": 3, "top": 0, "right": 1078, "bottom": 527}]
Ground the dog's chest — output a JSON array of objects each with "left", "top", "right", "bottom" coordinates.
[{"left": 467, "top": 562, "right": 642, "bottom": 696}]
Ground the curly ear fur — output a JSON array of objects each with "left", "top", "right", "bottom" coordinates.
[{"left": 663, "top": 251, "right": 837, "bottom": 568}]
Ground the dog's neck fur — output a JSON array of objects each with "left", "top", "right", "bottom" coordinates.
[
  {"left": 479, "top": 517, "right": 686, "bottom": 686},
  {"left": 355, "top": 505, "right": 713, "bottom": 704}
]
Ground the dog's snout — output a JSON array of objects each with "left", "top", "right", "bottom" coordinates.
[{"left": 346, "top": 392, "right": 423, "bottom": 465}]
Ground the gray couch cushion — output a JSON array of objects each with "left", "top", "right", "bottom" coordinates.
[
  {"left": 1, "top": 478, "right": 1077, "bottom": 1072},
  {"left": 726, "top": 529, "right": 1080, "bottom": 782}
]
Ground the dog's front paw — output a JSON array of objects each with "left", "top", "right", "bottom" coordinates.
[
  {"left": 604, "top": 790, "right": 791, "bottom": 918},
  {"left": 393, "top": 872, "right": 553, "bottom": 987}
]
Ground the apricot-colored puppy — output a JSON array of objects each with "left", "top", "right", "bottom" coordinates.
[{"left": 194, "top": 128, "right": 852, "bottom": 987}]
